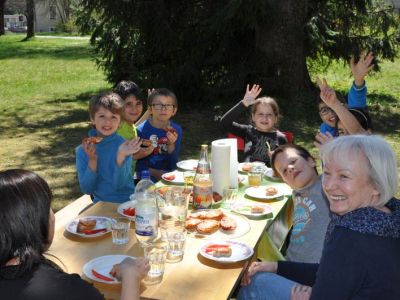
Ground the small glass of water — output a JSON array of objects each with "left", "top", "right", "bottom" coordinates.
[
  {"left": 165, "top": 229, "right": 186, "bottom": 263},
  {"left": 143, "top": 243, "right": 169, "bottom": 285},
  {"left": 111, "top": 217, "right": 130, "bottom": 245},
  {"left": 222, "top": 187, "right": 239, "bottom": 209}
]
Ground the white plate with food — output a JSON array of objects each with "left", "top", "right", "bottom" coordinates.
[
  {"left": 83, "top": 255, "right": 134, "bottom": 284},
  {"left": 231, "top": 202, "right": 273, "bottom": 217},
  {"left": 264, "top": 168, "right": 283, "bottom": 182},
  {"left": 117, "top": 200, "right": 137, "bottom": 220},
  {"left": 245, "top": 186, "right": 284, "bottom": 200},
  {"left": 161, "top": 170, "right": 184, "bottom": 184},
  {"left": 199, "top": 240, "right": 254, "bottom": 263},
  {"left": 177, "top": 159, "right": 199, "bottom": 171},
  {"left": 185, "top": 209, "right": 250, "bottom": 240},
  {"left": 66, "top": 216, "right": 112, "bottom": 238},
  {"left": 238, "top": 162, "right": 253, "bottom": 173}
]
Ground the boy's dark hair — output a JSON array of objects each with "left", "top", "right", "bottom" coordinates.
[
  {"left": 114, "top": 80, "right": 142, "bottom": 101},
  {"left": 89, "top": 92, "right": 124, "bottom": 120},
  {"left": 271, "top": 144, "right": 318, "bottom": 177},
  {"left": 0, "top": 169, "right": 53, "bottom": 278},
  {"left": 335, "top": 108, "right": 373, "bottom": 135},
  {"left": 148, "top": 88, "right": 178, "bottom": 107}
]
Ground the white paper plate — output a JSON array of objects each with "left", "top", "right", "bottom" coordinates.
[
  {"left": 199, "top": 240, "right": 254, "bottom": 263},
  {"left": 245, "top": 186, "right": 284, "bottom": 200},
  {"left": 177, "top": 159, "right": 199, "bottom": 171},
  {"left": 83, "top": 255, "right": 135, "bottom": 284},
  {"left": 66, "top": 216, "right": 112, "bottom": 238},
  {"left": 264, "top": 168, "right": 283, "bottom": 182},
  {"left": 187, "top": 210, "right": 250, "bottom": 240},
  {"left": 238, "top": 162, "right": 253, "bottom": 173},
  {"left": 161, "top": 170, "right": 184, "bottom": 184},
  {"left": 117, "top": 200, "right": 137, "bottom": 220},
  {"left": 231, "top": 202, "right": 273, "bottom": 217}
]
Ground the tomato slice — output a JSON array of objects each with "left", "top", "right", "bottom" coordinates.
[
  {"left": 91, "top": 269, "right": 115, "bottom": 282},
  {"left": 164, "top": 174, "right": 175, "bottom": 181},
  {"left": 123, "top": 207, "right": 135, "bottom": 216},
  {"left": 82, "top": 228, "right": 107, "bottom": 235}
]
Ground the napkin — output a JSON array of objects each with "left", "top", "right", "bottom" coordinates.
[{"left": 211, "top": 138, "right": 238, "bottom": 196}]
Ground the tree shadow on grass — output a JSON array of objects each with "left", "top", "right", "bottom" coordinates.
[{"left": 0, "top": 42, "right": 94, "bottom": 60}]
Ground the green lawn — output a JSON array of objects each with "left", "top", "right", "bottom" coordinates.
[{"left": 0, "top": 34, "right": 399, "bottom": 210}]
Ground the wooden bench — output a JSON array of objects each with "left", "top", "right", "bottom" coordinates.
[{"left": 54, "top": 194, "right": 92, "bottom": 230}]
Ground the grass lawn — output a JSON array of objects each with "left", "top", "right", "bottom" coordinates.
[{"left": 0, "top": 34, "right": 399, "bottom": 210}]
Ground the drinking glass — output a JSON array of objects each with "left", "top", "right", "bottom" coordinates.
[
  {"left": 165, "top": 229, "right": 186, "bottom": 263},
  {"left": 222, "top": 187, "right": 239, "bottom": 208},
  {"left": 143, "top": 243, "right": 168, "bottom": 285},
  {"left": 111, "top": 217, "right": 130, "bottom": 245}
]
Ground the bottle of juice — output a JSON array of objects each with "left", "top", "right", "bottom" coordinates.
[{"left": 192, "top": 145, "right": 213, "bottom": 209}]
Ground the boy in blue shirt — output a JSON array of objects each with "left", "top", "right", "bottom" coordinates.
[
  {"left": 76, "top": 92, "right": 142, "bottom": 203},
  {"left": 318, "top": 52, "right": 374, "bottom": 136},
  {"left": 136, "top": 88, "right": 183, "bottom": 181}
]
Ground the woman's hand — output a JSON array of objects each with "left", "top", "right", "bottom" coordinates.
[
  {"left": 241, "top": 261, "right": 278, "bottom": 286},
  {"left": 242, "top": 84, "right": 262, "bottom": 107},
  {"left": 290, "top": 284, "right": 312, "bottom": 300}
]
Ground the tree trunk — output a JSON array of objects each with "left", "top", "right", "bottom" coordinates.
[
  {"left": 0, "top": 0, "right": 6, "bottom": 36},
  {"left": 25, "top": 0, "right": 34, "bottom": 39},
  {"left": 255, "top": 0, "right": 315, "bottom": 104}
]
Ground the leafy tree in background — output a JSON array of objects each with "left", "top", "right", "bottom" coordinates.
[
  {"left": 24, "top": 0, "right": 34, "bottom": 39},
  {"left": 76, "top": 0, "right": 399, "bottom": 109}
]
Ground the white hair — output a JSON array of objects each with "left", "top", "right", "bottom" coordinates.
[{"left": 320, "top": 135, "right": 398, "bottom": 206}]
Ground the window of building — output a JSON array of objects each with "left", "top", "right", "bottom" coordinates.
[{"left": 49, "top": 5, "right": 57, "bottom": 20}]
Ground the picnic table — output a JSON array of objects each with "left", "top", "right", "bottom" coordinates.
[{"left": 48, "top": 177, "right": 292, "bottom": 300}]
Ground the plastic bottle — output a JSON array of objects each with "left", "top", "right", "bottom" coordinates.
[
  {"left": 192, "top": 145, "right": 213, "bottom": 209},
  {"left": 134, "top": 170, "right": 158, "bottom": 246}
]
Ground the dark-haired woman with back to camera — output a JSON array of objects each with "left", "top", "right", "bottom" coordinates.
[{"left": 0, "top": 169, "right": 149, "bottom": 300}]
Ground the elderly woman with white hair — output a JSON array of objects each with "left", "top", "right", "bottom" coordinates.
[{"left": 238, "top": 135, "right": 400, "bottom": 300}]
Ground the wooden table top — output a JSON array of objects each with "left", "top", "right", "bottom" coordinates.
[{"left": 48, "top": 181, "right": 291, "bottom": 300}]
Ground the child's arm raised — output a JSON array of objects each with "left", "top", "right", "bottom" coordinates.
[
  {"left": 117, "top": 138, "right": 142, "bottom": 166},
  {"left": 350, "top": 52, "right": 374, "bottom": 88},
  {"left": 82, "top": 139, "right": 98, "bottom": 171},
  {"left": 316, "top": 78, "right": 366, "bottom": 135},
  {"left": 242, "top": 84, "right": 262, "bottom": 107}
]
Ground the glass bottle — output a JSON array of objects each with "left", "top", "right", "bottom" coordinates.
[{"left": 192, "top": 144, "right": 213, "bottom": 209}]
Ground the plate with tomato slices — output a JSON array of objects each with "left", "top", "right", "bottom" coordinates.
[
  {"left": 117, "top": 200, "right": 137, "bottom": 220},
  {"left": 177, "top": 159, "right": 199, "bottom": 171},
  {"left": 83, "top": 255, "right": 135, "bottom": 284},
  {"left": 161, "top": 170, "right": 184, "bottom": 184},
  {"left": 66, "top": 216, "right": 112, "bottom": 238},
  {"left": 199, "top": 240, "right": 253, "bottom": 263}
]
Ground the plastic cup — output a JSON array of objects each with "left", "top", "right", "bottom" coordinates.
[
  {"left": 143, "top": 243, "right": 169, "bottom": 285},
  {"left": 248, "top": 172, "right": 262, "bottom": 187},
  {"left": 222, "top": 187, "right": 239, "bottom": 207},
  {"left": 111, "top": 217, "right": 130, "bottom": 245},
  {"left": 165, "top": 229, "right": 186, "bottom": 263}
]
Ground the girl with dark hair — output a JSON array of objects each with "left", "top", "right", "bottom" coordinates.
[{"left": 0, "top": 169, "right": 149, "bottom": 300}]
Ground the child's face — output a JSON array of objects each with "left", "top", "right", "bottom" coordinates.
[
  {"left": 318, "top": 102, "right": 337, "bottom": 128},
  {"left": 91, "top": 106, "right": 121, "bottom": 137},
  {"left": 149, "top": 95, "right": 177, "bottom": 123},
  {"left": 273, "top": 148, "right": 318, "bottom": 189},
  {"left": 251, "top": 103, "right": 277, "bottom": 132},
  {"left": 123, "top": 95, "right": 143, "bottom": 124}
]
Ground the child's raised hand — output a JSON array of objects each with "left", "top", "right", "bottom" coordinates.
[
  {"left": 82, "top": 139, "right": 97, "bottom": 161},
  {"left": 316, "top": 77, "right": 340, "bottom": 108},
  {"left": 166, "top": 130, "right": 178, "bottom": 145},
  {"left": 242, "top": 84, "right": 262, "bottom": 107},
  {"left": 118, "top": 137, "right": 142, "bottom": 157},
  {"left": 350, "top": 52, "right": 374, "bottom": 86},
  {"left": 148, "top": 88, "right": 155, "bottom": 96},
  {"left": 314, "top": 131, "right": 334, "bottom": 150}
]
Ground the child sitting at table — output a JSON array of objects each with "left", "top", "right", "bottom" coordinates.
[
  {"left": 270, "top": 144, "right": 331, "bottom": 263},
  {"left": 76, "top": 92, "right": 142, "bottom": 203},
  {"left": 220, "top": 84, "right": 287, "bottom": 167},
  {"left": 0, "top": 169, "right": 150, "bottom": 300},
  {"left": 318, "top": 52, "right": 374, "bottom": 136},
  {"left": 115, "top": 80, "right": 154, "bottom": 178},
  {"left": 136, "top": 88, "right": 182, "bottom": 181}
]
